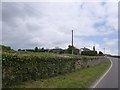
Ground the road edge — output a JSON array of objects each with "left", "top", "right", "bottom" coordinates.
[{"left": 91, "top": 57, "right": 113, "bottom": 88}]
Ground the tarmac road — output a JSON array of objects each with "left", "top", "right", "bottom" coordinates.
[{"left": 94, "top": 57, "right": 118, "bottom": 88}]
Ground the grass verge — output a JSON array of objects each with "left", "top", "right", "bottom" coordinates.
[{"left": 11, "top": 59, "right": 111, "bottom": 88}]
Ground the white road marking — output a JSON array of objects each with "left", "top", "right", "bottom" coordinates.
[{"left": 92, "top": 58, "right": 113, "bottom": 88}]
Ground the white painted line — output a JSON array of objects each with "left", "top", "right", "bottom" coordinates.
[{"left": 92, "top": 58, "right": 113, "bottom": 88}]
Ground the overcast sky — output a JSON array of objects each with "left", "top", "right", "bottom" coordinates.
[{"left": 1, "top": 0, "right": 118, "bottom": 55}]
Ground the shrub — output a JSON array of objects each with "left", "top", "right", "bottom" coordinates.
[
  {"left": 2, "top": 52, "right": 99, "bottom": 87},
  {"left": 99, "top": 51, "right": 104, "bottom": 56},
  {"left": 81, "top": 51, "right": 97, "bottom": 56}
]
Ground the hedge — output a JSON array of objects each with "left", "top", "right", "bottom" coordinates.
[
  {"left": 2, "top": 52, "right": 99, "bottom": 87},
  {"left": 81, "top": 51, "right": 97, "bottom": 56}
]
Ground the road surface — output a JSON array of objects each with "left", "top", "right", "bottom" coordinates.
[{"left": 93, "top": 57, "right": 118, "bottom": 88}]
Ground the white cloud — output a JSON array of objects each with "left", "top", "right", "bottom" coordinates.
[
  {"left": 1, "top": 0, "right": 119, "bottom": 2},
  {"left": 104, "top": 38, "right": 118, "bottom": 47},
  {"left": 102, "top": 38, "right": 118, "bottom": 55},
  {"left": 2, "top": 2, "right": 118, "bottom": 55}
]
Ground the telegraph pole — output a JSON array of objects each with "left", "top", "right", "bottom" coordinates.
[
  {"left": 72, "top": 30, "right": 73, "bottom": 55},
  {"left": 103, "top": 48, "right": 105, "bottom": 55}
]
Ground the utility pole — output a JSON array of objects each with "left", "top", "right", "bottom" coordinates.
[
  {"left": 103, "top": 48, "right": 105, "bottom": 55},
  {"left": 72, "top": 30, "right": 73, "bottom": 55}
]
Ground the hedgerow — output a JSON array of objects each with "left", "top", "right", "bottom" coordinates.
[{"left": 2, "top": 52, "right": 99, "bottom": 87}]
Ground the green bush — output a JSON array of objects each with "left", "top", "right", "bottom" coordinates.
[
  {"left": 1, "top": 45, "right": 14, "bottom": 52},
  {"left": 2, "top": 52, "right": 98, "bottom": 87},
  {"left": 98, "top": 51, "right": 104, "bottom": 56},
  {"left": 81, "top": 51, "right": 97, "bottom": 56}
]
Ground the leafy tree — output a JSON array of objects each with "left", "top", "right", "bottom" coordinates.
[
  {"left": 35, "top": 47, "right": 38, "bottom": 52},
  {"left": 67, "top": 45, "right": 79, "bottom": 54},
  {"left": 67, "top": 45, "right": 74, "bottom": 54},
  {"left": 26, "top": 49, "right": 34, "bottom": 52},
  {"left": 2, "top": 45, "right": 11, "bottom": 51},
  {"left": 1, "top": 45, "right": 14, "bottom": 52},
  {"left": 41, "top": 48, "right": 45, "bottom": 52},
  {"left": 99, "top": 51, "right": 103, "bottom": 55},
  {"left": 18, "top": 49, "right": 21, "bottom": 51},
  {"left": 81, "top": 51, "right": 97, "bottom": 56}
]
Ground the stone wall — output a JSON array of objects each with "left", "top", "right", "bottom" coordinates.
[{"left": 75, "top": 56, "right": 107, "bottom": 69}]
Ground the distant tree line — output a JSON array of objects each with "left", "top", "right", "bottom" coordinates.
[
  {"left": 81, "top": 51, "right": 97, "bottom": 56},
  {"left": 0, "top": 45, "right": 14, "bottom": 52},
  {"left": 80, "top": 50, "right": 104, "bottom": 56},
  {"left": 17, "top": 45, "right": 80, "bottom": 55},
  {"left": 1, "top": 45, "right": 104, "bottom": 56},
  {"left": 18, "top": 47, "right": 49, "bottom": 52},
  {"left": 18, "top": 45, "right": 103, "bottom": 56}
]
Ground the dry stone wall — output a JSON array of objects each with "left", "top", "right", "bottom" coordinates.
[{"left": 75, "top": 56, "right": 107, "bottom": 69}]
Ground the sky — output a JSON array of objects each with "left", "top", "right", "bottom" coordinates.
[{"left": 1, "top": 0, "right": 119, "bottom": 55}]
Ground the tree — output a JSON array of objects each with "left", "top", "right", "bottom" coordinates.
[
  {"left": 99, "top": 51, "right": 103, "bottom": 55},
  {"left": 35, "top": 47, "right": 38, "bottom": 52},
  {"left": 81, "top": 51, "right": 97, "bottom": 56},
  {"left": 67, "top": 45, "right": 79, "bottom": 55},
  {"left": 67, "top": 45, "right": 73, "bottom": 54},
  {"left": 18, "top": 49, "right": 21, "bottom": 51},
  {"left": 1, "top": 45, "right": 14, "bottom": 52},
  {"left": 41, "top": 48, "right": 45, "bottom": 52},
  {"left": 2, "top": 45, "right": 11, "bottom": 51}
]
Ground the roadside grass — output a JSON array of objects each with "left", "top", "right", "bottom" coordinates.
[{"left": 11, "top": 59, "right": 111, "bottom": 88}]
